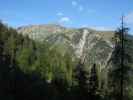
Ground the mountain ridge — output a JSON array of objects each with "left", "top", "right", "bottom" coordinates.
[
  {"left": 17, "top": 24, "right": 115, "bottom": 71},
  {"left": 17, "top": 24, "right": 133, "bottom": 72}
]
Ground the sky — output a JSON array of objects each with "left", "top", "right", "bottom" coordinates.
[{"left": 0, "top": 0, "right": 133, "bottom": 33}]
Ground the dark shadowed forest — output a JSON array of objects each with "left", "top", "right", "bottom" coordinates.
[{"left": 0, "top": 19, "right": 133, "bottom": 100}]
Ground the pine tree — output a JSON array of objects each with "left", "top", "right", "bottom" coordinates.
[
  {"left": 88, "top": 64, "right": 99, "bottom": 100},
  {"left": 75, "top": 60, "right": 90, "bottom": 100},
  {"left": 108, "top": 16, "right": 132, "bottom": 100}
]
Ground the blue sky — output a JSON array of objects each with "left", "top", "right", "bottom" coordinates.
[{"left": 0, "top": 0, "right": 133, "bottom": 33}]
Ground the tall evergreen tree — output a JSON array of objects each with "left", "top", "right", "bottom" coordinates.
[
  {"left": 108, "top": 16, "right": 132, "bottom": 100},
  {"left": 75, "top": 59, "right": 90, "bottom": 100},
  {"left": 88, "top": 64, "right": 99, "bottom": 99}
]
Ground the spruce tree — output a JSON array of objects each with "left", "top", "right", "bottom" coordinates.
[
  {"left": 108, "top": 16, "right": 132, "bottom": 100},
  {"left": 75, "top": 59, "right": 90, "bottom": 100},
  {"left": 88, "top": 64, "right": 99, "bottom": 100}
]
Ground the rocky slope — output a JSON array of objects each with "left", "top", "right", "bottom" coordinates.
[{"left": 18, "top": 24, "right": 117, "bottom": 71}]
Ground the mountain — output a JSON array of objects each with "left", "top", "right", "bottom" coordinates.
[
  {"left": 18, "top": 24, "right": 115, "bottom": 69},
  {"left": 1, "top": 22, "right": 133, "bottom": 99},
  {"left": 17, "top": 24, "right": 133, "bottom": 83}
]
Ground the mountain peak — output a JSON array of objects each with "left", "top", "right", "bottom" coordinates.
[{"left": 17, "top": 24, "right": 115, "bottom": 69}]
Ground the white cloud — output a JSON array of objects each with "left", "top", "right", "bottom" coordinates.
[
  {"left": 72, "top": 1, "right": 78, "bottom": 7},
  {"left": 57, "top": 12, "right": 63, "bottom": 16},
  {"left": 71, "top": 1, "right": 85, "bottom": 12},
  {"left": 79, "top": 5, "right": 84, "bottom": 12},
  {"left": 59, "top": 17, "right": 70, "bottom": 23},
  {"left": 125, "top": 12, "right": 133, "bottom": 24}
]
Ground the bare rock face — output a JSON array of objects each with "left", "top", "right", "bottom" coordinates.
[
  {"left": 18, "top": 24, "right": 133, "bottom": 85},
  {"left": 17, "top": 24, "right": 115, "bottom": 71}
]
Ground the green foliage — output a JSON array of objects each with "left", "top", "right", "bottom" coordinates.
[
  {"left": 1, "top": 21, "right": 133, "bottom": 100},
  {"left": 88, "top": 64, "right": 99, "bottom": 96},
  {"left": 108, "top": 27, "right": 133, "bottom": 100}
]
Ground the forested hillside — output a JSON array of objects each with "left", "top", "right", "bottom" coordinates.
[{"left": 0, "top": 21, "right": 133, "bottom": 100}]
